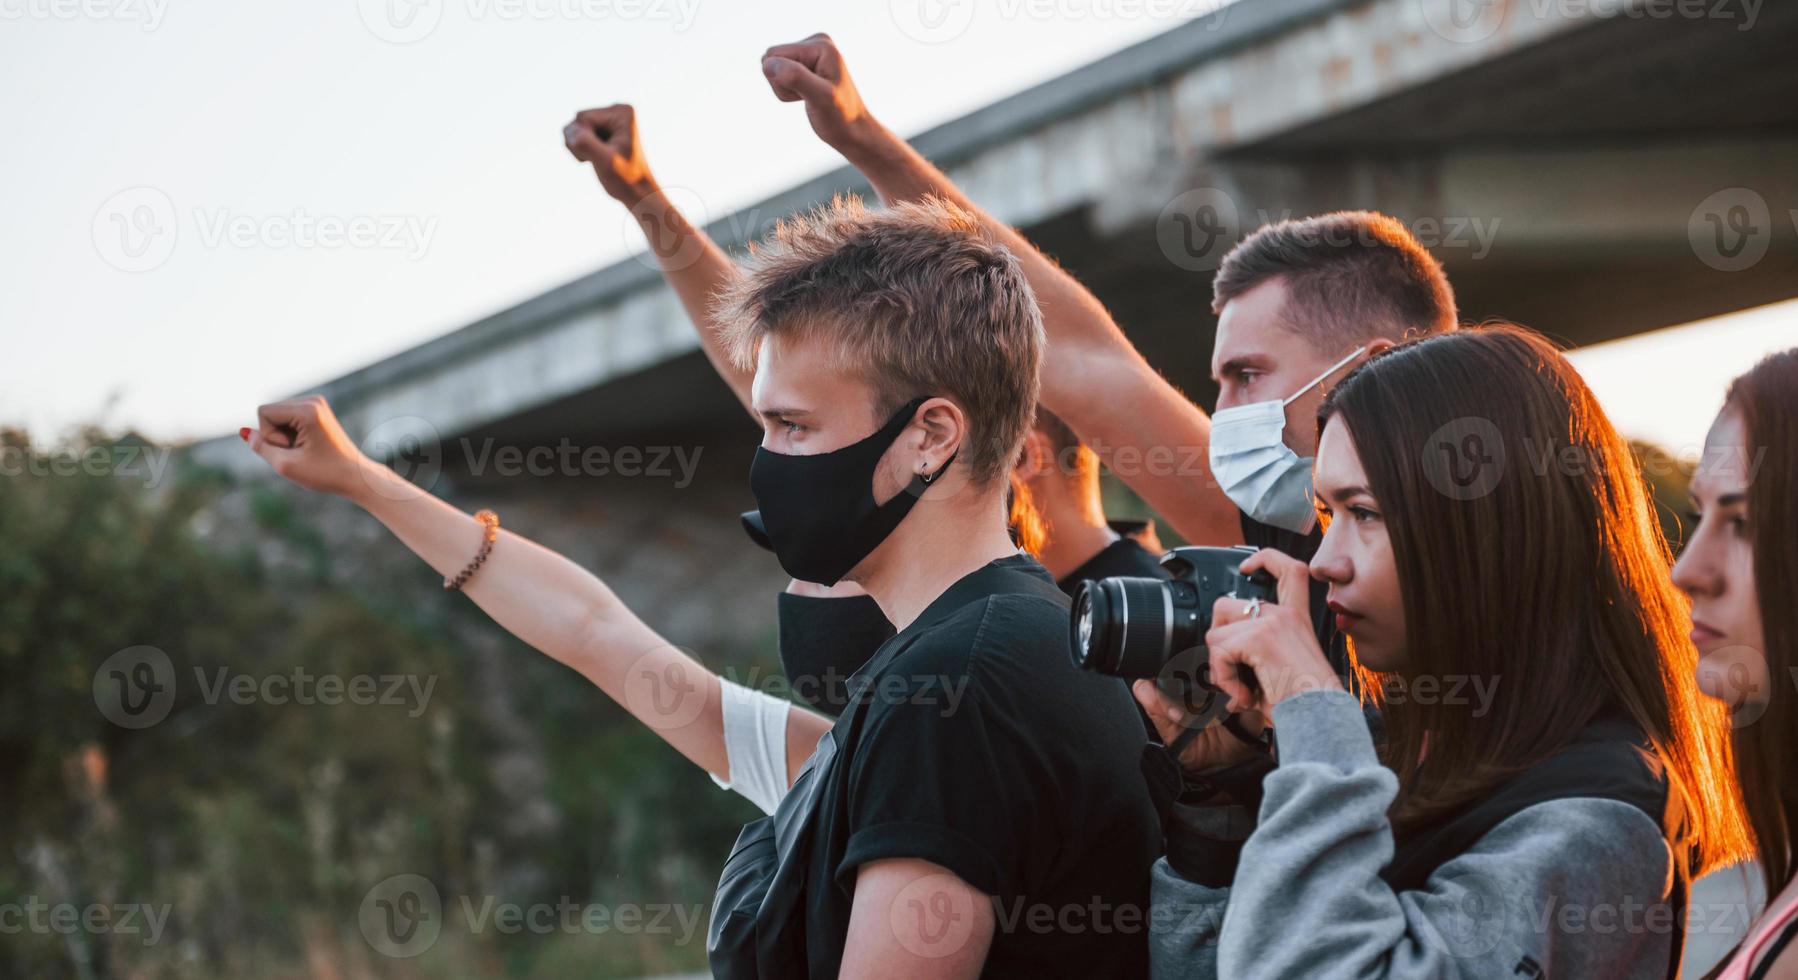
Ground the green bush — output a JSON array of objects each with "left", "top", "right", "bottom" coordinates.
[{"left": 0, "top": 429, "right": 755, "bottom": 979}]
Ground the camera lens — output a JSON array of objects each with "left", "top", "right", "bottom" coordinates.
[{"left": 1069, "top": 577, "right": 1176, "bottom": 679}]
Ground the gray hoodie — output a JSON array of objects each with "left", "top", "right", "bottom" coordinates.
[{"left": 1149, "top": 689, "right": 1682, "bottom": 979}]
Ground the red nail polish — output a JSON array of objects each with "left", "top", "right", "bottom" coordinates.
[{"left": 239, "top": 427, "right": 251, "bottom": 442}]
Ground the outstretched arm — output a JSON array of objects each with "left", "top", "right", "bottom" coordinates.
[
  {"left": 242, "top": 397, "right": 831, "bottom": 784},
  {"left": 761, "top": 35, "right": 1241, "bottom": 546},
  {"left": 564, "top": 104, "right": 755, "bottom": 417}
]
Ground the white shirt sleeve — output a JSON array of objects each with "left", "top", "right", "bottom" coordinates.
[{"left": 709, "top": 678, "right": 792, "bottom": 815}]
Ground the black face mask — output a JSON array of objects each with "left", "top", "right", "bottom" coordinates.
[
  {"left": 741, "top": 397, "right": 956, "bottom": 586},
  {"left": 776, "top": 592, "right": 895, "bottom": 715}
]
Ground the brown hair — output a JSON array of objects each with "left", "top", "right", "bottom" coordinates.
[
  {"left": 1723, "top": 348, "right": 1798, "bottom": 902},
  {"left": 717, "top": 195, "right": 1043, "bottom": 485},
  {"left": 1213, "top": 211, "right": 1458, "bottom": 349},
  {"left": 1033, "top": 405, "right": 1098, "bottom": 487},
  {"left": 1318, "top": 324, "right": 1750, "bottom": 875}
]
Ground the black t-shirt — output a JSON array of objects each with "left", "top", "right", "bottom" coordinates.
[
  {"left": 1056, "top": 519, "right": 1170, "bottom": 597},
  {"left": 1239, "top": 511, "right": 1352, "bottom": 682},
  {"left": 796, "top": 554, "right": 1161, "bottom": 977}
]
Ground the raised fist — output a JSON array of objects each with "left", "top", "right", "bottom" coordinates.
[
  {"left": 243, "top": 396, "right": 374, "bottom": 499},
  {"left": 563, "top": 104, "right": 657, "bottom": 206},
  {"left": 761, "top": 33, "right": 877, "bottom": 153}
]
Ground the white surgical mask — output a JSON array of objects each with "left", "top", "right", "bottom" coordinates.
[{"left": 1208, "top": 345, "right": 1367, "bottom": 533}]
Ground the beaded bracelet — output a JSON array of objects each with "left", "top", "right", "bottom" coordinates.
[{"left": 444, "top": 509, "right": 499, "bottom": 591}]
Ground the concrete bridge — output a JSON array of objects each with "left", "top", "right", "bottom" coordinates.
[
  {"left": 190, "top": 0, "right": 1797, "bottom": 477},
  {"left": 189, "top": 0, "right": 1798, "bottom": 628}
]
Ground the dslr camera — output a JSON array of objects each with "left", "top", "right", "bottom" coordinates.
[{"left": 1070, "top": 545, "right": 1276, "bottom": 699}]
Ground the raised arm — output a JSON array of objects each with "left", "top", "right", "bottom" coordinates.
[
  {"left": 760, "top": 35, "right": 1241, "bottom": 546},
  {"left": 563, "top": 105, "right": 755, "bottom": 417},
  {"left": 241, "top": 397, "right": 831, "bottom": 785}
]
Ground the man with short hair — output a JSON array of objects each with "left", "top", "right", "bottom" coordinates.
[
  {"left": 244, "top": 192, "right": 1160, "bottom": 978},
  {"left": 564, "top": 106, "right": 1168, "bottom": 722},
  {"left": 756, "top": 31, "right": 1456, "bottom": 755}
]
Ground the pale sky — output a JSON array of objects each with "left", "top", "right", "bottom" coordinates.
[
  {"left": 2, "top": 0, "right": 1792, "bottom": 448},
  {"left": 3, "top": 0, "right": 1222, "bottom": 443}
]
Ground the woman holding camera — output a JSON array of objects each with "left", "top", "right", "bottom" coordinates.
[
  {"left": 1673, "top": 348, "right": 1798, "bottom": 980},
  {"left": 1144, "top": 324, "right": 1750, "bottom": 979}
]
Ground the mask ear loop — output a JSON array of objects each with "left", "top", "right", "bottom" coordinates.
[{"left": 1281, "top": 344, "right": 1369, "bottom": 408}]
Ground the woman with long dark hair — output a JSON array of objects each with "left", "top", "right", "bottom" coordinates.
[
  {"left": 1146, "top": 323, "right": 1750, "bottom": 978},
  {"left": 1674, "top": 348, "right": 1798, "bottom": 980}
]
